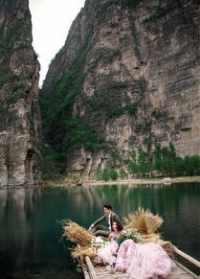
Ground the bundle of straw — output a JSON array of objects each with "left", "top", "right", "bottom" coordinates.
[
  {"left": 63, "top": 220, "right": 93, "bottom": 246},
  {"left": 124, "top": 208, "right": 163, "bottom": 235},
  {"left": 71, "top": 245, "right": 96, "bottom": 259},
  {"left": 141, "top": 233, "right": 160, "bottom": 243}
]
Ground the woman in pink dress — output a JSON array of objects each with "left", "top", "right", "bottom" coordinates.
[
  {"left": 96, "top": 221, "right": 123, "bottom": 266},
  {"left": 115, "top": 239, "right": 172, "bottom": 279},
  {"left": 97, "top": 222, "right": 172, "bottom": 278}
]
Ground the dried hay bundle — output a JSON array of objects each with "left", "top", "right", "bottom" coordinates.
[
  {"left": 124, "top": 208, "right": 163, "bottom": 234},
  {"left": 71, "top": 245, "right": 96, "bottom": 259},
  {"left": 141, "top": 233, "right": 160, "bottom": 243},
  {"left": 63, "top": 220, "right": 93, "bottom": 246}
]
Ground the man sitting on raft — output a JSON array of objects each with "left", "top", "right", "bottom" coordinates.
[{"left": 89, "top": 204, "right": 123, "bottom": 237}]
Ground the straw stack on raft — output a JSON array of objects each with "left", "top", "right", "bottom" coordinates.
[
  {"left": 123, "top": 208, "right": 174, "bottom": 255},
  {"left": 63, "top": 208, "right": 174, "bottom": 259},
  {"left": 123, "top": 207, "right": 163, "bottom": 242},
  {"left": 63, "top": 221, "right": 96, "bottom": 258},
  {"left": 63, "top": 221, "right": 93, "bottom": 246},
  {"left": 124, "top": 208, "right": 163, "bottom": 234}
]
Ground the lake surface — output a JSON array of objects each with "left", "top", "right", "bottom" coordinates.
[{"left": 0, "top": 183, "right": 199, "bottom": 278}]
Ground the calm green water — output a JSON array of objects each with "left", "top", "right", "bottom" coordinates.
[{"left": 0, "top": 183, "right": 199, "bottom": 278}]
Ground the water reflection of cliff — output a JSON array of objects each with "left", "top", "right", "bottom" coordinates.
[
  {"left": 70, "top": 184, "right": 199, "bottom": 219},
  {"left": 66, "top": 184, "right": 182, "bottom": 223},
  {"left": 0, "top": 187, "right": 41, "bottom": 277}
]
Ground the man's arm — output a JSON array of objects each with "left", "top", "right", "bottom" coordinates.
[{"left": 89, "top": 215, "right": 105, "bottom": 229}]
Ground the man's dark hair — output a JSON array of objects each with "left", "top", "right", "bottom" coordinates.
[{"left": 104, "top": 204, "right": 112, "bottom": 210}]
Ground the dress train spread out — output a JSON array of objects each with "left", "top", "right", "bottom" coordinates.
[{"left": 97, "top": 239, "right": 172, "bottom": 279}]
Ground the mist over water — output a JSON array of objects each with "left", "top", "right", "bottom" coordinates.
[{"left": 0, "top": 183, "right": 199, "bottom": 278}]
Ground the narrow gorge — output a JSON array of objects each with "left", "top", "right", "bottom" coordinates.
[
  {"left": 1, "top": 0, "right": 200, "bottom": 184},
  {"left": 0, "top": 2, "right": 200, "bottom": 278}
]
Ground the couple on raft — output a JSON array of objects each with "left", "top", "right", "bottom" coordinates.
[{"left": 89, "top": 204, "right": 173, "bottom": 279}]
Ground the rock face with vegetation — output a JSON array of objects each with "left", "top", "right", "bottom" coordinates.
[
  {"left": 41, "top": 0, "right": 200, "bottom": 179},
  {"left": 0, "top": 0, "right": 41, "bottom": 185}
]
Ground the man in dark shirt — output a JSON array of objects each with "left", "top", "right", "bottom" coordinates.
[{"left": 89, "top": 204, "right": 123, "bottom": 237}]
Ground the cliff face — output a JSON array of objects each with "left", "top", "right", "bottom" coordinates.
[
  {"left": 42, "top": 0, "right": 200, "bottom": 178},
  {"left": 0, "top": 0, "right": 41, "bottom": 185}
]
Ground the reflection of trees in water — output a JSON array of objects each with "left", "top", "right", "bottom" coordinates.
[
  {"left": 0, "top": 189, "right": 7, "bottom": 220},
  {"left": 69, "top": 186, "right": 138, "bottom": 220},
  {"left": 68, "top": 184, "right": 200, "bottom": 226},
  {"left": 66, "top": 184, "right": 200, "bottom": 223},
  {"left": 0, "top": 186, "right": 41, "bottom": 273},
  {"left": 63, "top": 187, "right": 104, "bottom": 227},
  {"left": 66, "top": 185, "right": 160, "bottom": 222},
  {"left": 67, "top": 186, "right": 103, "bottom": 211},
  {"left": 70, "top": 187, "right": 102, "bottom": 210},
  {"left": 82, "top": 187, "right": 103, "bottom": 211}
]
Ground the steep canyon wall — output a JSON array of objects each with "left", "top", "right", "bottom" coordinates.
[
  {"left": 42, "top": 0, "right": 200, "bottom": 178},
  {"left": 0, "top": 0, "right": 41, "bottom": 185}
]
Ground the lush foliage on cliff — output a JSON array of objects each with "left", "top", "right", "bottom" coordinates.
[
  {"left": 96, "top": 143, "right": 200, "bottom": 181},
  {"left": 40, "top": 34, "right": 106, "bottom": 178},
  {"left": 127, "top": 144, "right": 200, "bottom": 178},
  {"left": 64, "top": 117, "right": 105, "bottom": 152},
  {"left": 96, "top": 167, "right": 119, "bottom": 181}
]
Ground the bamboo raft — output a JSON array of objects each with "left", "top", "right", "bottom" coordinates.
[{"left": 81, "top": 246, "right": 200, "bottom": 279}]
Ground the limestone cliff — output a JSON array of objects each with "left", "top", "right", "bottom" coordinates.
[
  {"left": 42, "top": 0, "right": 200, "bottom": 178},
  {"left": 0, "top": 0, "right": 41, "bottom": 185}
]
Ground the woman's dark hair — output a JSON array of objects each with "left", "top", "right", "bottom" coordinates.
[
  {"left": 112, "top": 221, "right": 123, "bottom": 232},
  {"left": 104, "top": 204, "right": 112, "bottom": 210}
]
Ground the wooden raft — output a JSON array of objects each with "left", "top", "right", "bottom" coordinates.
[{"left": 82, "top": 246, "right": 200, "bottom": 279}]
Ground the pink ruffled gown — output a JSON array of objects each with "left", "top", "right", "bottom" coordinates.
[
  {"left": 115, "top": 239, "right": 172, "bottom": 279},
  {"left": 97, "top": 239, "right": 118, "bottom": 266}
]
